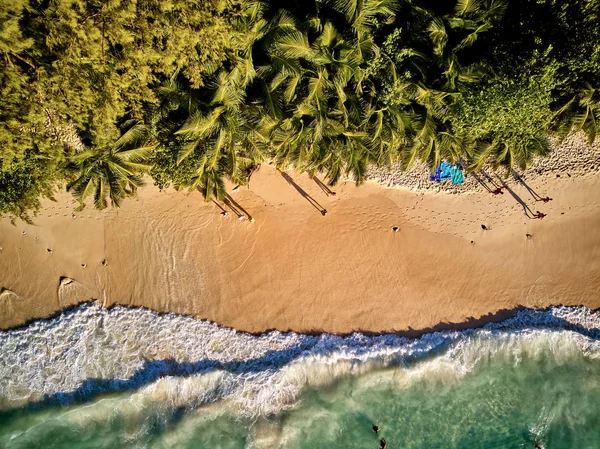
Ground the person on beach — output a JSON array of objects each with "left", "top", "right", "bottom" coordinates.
[
  {"left": 372, "top": 425, "right": 380, "bottom": 433},
  {"left": 321, "top": 209, "right": 327, "bottom": 216},
  {"left": 491, "top": 186, "right": 504, "bottom": 195},
  {"left": 534, "top": 211, "right": 546, "bottom": 219},
  {"left": 481, "top": 224, "right": 488, "bottom": 230},
  {"left": 540, "top": 196, "right": 552, "bottom": 203}
]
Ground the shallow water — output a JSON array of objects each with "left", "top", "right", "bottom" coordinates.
[{"left": 1, "top": 304, "right": 599, "bottom": 448}]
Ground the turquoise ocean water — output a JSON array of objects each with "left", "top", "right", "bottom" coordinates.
[{"left": 1, "top": 303, "right": 599, "bottom": 448}]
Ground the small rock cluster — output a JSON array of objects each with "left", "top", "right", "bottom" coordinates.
[{"left": 367, "top": 133, "right": 600, "bottom": 194}]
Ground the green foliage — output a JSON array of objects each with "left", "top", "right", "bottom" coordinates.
[
  {"left": 451, "top": 67, "right": 557, "bottom": 170},
  {"left": 473, "top": 0, "right": 600, "bottom": 143},
  {"left": 555, "top": 84, "right": 600, "bottom": 144},
  {"left": 0, "top": 150, "right": 60, "bottom": 218},
  {"left": 0, "top": 0, "right": 244, "bottom": 215},
  {"left": 2, "top": 0, "right": 600, "bottom": 215},
  {"left": 66, "top": 123, "right": 155, "bottom": 210}
]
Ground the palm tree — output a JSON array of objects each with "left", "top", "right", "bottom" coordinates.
[
  {"left": 426, "top": 0, "right": 506, "bottom": 91},
  {"left": 555, "top": 83, "right": 600, "bottom": 144},
  {"left": 258, "top": 1, "right": 400, "bottom": 185},
  {"left": 173, "top": 68, "right": 269, "bottom": 200},
  {"left": 168, "top": 2, "right": 277, "bottom": 202},
  {"left": 468, "top": 135, "right": 550, "bottom": 172},
  {"left": 66, "top": 122, "right": 155, "bottom": 209}
]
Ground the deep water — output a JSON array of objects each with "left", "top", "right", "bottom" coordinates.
[{"left": 1, "top": 303, "right": 599, "bottom": 449}]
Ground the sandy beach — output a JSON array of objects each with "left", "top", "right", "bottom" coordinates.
[{"left": 1, "top": 135, "right": 599, "bottom": 334}]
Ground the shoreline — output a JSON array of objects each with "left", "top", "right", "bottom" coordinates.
[
  {"left": 5, "top": 300, "right": 598, "bottom": 339},
  {"left": 1, "top": 135, "right": 600, "bottom": 334},
  {"left": 2, "top": 302, "right": 598, "bottom": 414}
]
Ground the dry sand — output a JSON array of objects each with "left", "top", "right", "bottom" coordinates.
[{"left": 1, "top": 141, "right": 600, "bottom": 334}]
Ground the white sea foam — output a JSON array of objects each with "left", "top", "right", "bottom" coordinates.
[{"left": 0, "top": 303, "right": 599, "bottom": 417}]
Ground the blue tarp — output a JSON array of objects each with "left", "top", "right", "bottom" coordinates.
[
  {"left": 440, "top": 161, "right": 452, "bottom": 181},
  {"left": 430, "top": 161, "right": 452, "bottom": 182},
  {"left": 430, "top": 165, "right": 442, "bottom": 182},
  {"left": 430, "top": 162, "right": 464, "bottom": 185},
  {"left": 451, "top": 166, "right": 464, "bottom": 185}
]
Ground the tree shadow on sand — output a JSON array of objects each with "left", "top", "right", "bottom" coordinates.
[
  {"left": 495, "top": 175, "right": 535, "bottom": 218},
  {"left": 197, "top": 187, "right": 252, "bottom": 219},
  {"left": 511, "top": 170, "right": 551, "bottom": 202},
  {"left": 471, "top": 172, "right": 492, "bottom": 192},
  {"left": 312, "top": 176, "right": 336, "bottom": 196},
  {"left": 280, "top": 172, "right": 326, "bottom": 215},
  {"left": 223, "top": 193, "right": 252, "bottom": 220},
  {"left": 481, "top": 170, "right": 504, "bottom": 189}
]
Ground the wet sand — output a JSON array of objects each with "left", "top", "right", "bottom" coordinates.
[{"left": 1, "top": 162, "right": 599, "bottom": 334}]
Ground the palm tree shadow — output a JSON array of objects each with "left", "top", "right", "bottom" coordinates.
[
  {"left": 224, "top": 193, "right": 252, "bottom": 219},
  {"left": 471, "top": 172, "right": 492, "bottom": 192},
  {"left": 496, "top": 176, "right": 534, "bottom": 218},
  {"left": 196, "top": 187, "right": 251, "bottom": 219},
  {"left": 481, "top": 170, "right": 503, "bottom": 189},
  {"left": 313, "top": 176, "right": 334, "bottom": 196},
  {"left": 511, "top": 170, "right": 544, "bottom": 201},
  {"left": 281, "top": 172, "right": 326, "bottom": 214},
  {"left": 212, "top": 200, "right": 227, "bottom": 214}
]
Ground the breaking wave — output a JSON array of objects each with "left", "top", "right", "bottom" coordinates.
[{"left": 1, "top": 303, "right": 599, "bottom": 417}]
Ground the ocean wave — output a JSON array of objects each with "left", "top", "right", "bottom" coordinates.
[{"left": 0, "top": 303, "right": 599, "bottom": 416}]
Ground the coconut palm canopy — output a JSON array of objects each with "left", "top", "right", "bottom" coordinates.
[
  {"left": 67, "top": 123, "right": 155, "bottom": 210},
  {"left": 2, "top": 0, "right": 600, "bottom": 213}
]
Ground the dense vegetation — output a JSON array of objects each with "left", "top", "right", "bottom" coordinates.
[{"left": 1, "top": 0, "right": 599, "bottom": 216}]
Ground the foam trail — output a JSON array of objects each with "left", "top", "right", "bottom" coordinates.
[{"left": 1, "top": 303, "right": 599, "bottom": 417}]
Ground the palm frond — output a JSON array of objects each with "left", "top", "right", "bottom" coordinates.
[
  {"left": 455, "top": 0, "right": 482, "bottom": 17},
  {"left": 274, "top": 30, "right": 314, "bottom": 61},
  {"left": 427, "top": 17, "right": 448, "bottom": 56}
]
